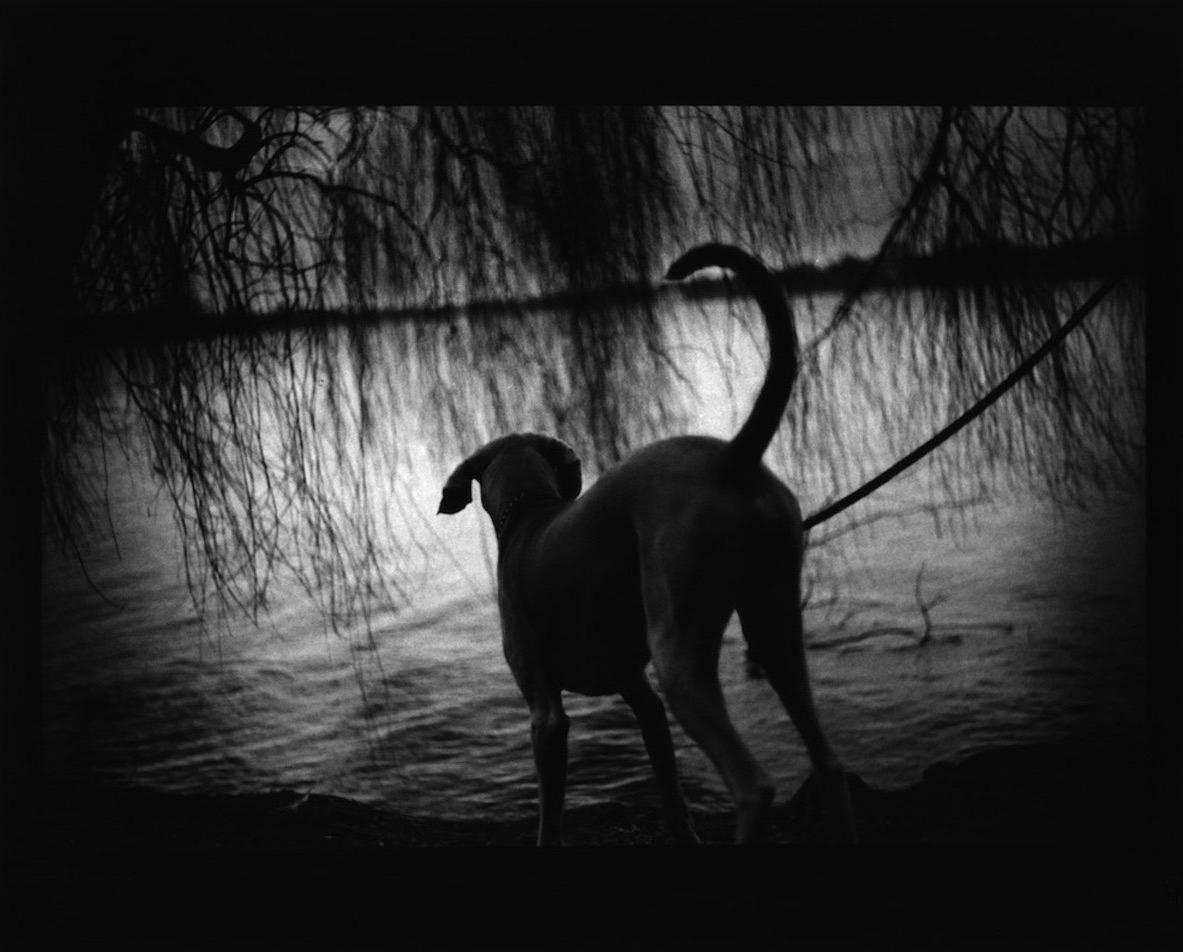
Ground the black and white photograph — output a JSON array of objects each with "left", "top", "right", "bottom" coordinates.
[{"left": 4, "top": 3, "right": 1178, "bottom": 949}]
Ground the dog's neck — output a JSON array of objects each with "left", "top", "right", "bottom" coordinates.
[{"left": 492, "top": 488, "right": 557, "bottom": 539}]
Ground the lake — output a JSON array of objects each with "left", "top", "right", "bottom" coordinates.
[{"left": 39, "top": 291, "right": 1147, "bottom": 820}]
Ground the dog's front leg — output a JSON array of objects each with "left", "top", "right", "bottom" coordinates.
[{"left": 529, "top": 698, "right": 570, "bottom": 846}]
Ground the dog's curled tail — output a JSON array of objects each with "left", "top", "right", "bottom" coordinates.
[{"left": 665, "top": 243, "right": 798, "bottom": 470}]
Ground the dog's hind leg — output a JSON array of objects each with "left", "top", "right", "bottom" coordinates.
[
  {"left": 652, "top": 650, "right": 775, "bottom": 844},
  {"left": 640, "top": 546, "right": 775, "bottom": 844},
  {"left": 737, "top": 573, "right": 857, "bottom": 842},
  {"left": 620, "top": 672, "right": 700, "bottom": 844}
]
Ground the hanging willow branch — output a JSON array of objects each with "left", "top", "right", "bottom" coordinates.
[{"left": 44, "top": 105, "right": 1145, "bottom": 632}]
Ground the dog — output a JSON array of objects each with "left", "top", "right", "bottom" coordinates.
[{"left": 438, "top": 243, "right": 855, "bottom": 845}]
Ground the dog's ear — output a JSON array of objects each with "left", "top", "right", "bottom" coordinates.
[
  {"left": 525, "top": 434, "right": 582, "bottom": 500},
  {"left": 437, "top": 436, "right": 513, "bottom": 515},
  {"left": 437, "top": 468, "right": 474, "bottom": 514}
]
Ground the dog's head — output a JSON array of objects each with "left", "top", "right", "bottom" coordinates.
[{"left": 437, "top": 433, "right": 582, "bottom": 520}]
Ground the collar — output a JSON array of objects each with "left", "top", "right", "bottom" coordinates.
[{"left": 493, "top": 489, "right": 554, "bottom": 538}]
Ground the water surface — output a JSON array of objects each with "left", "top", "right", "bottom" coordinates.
[{"left": 40, "top": 296, "right": 1146, "bottom": 820}]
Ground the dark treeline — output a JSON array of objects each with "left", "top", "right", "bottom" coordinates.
[{"left": 59, "top": 236, "right": 1140, "bottom": 349}]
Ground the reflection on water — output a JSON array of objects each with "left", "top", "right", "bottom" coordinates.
[{"left": 40, "top": 299, "right": 1146, "bottom": 820}]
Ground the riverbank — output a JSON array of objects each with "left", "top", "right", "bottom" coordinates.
[
  {"left": 9, "top": 740, "right": 1177, "bottom": 949},
  {"left": 28, "top": 740, "right": 1156, "bottom": 849}
]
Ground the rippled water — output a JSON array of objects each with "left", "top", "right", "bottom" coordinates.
[{"left": 40, "top": 300, "right": 1146, "bottom": 821}]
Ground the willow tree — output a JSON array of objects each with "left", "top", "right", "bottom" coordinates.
[{"left": 41, "top": 105, "right": 1144, "bottom": 630}]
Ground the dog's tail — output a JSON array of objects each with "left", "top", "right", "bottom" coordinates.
[{"left": 665, "top": 243, "right": 798, "bottom": 470}]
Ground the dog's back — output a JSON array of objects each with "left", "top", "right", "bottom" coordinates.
[{"left": 509, "top": 435, "right": 803, "bottom": 696}]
